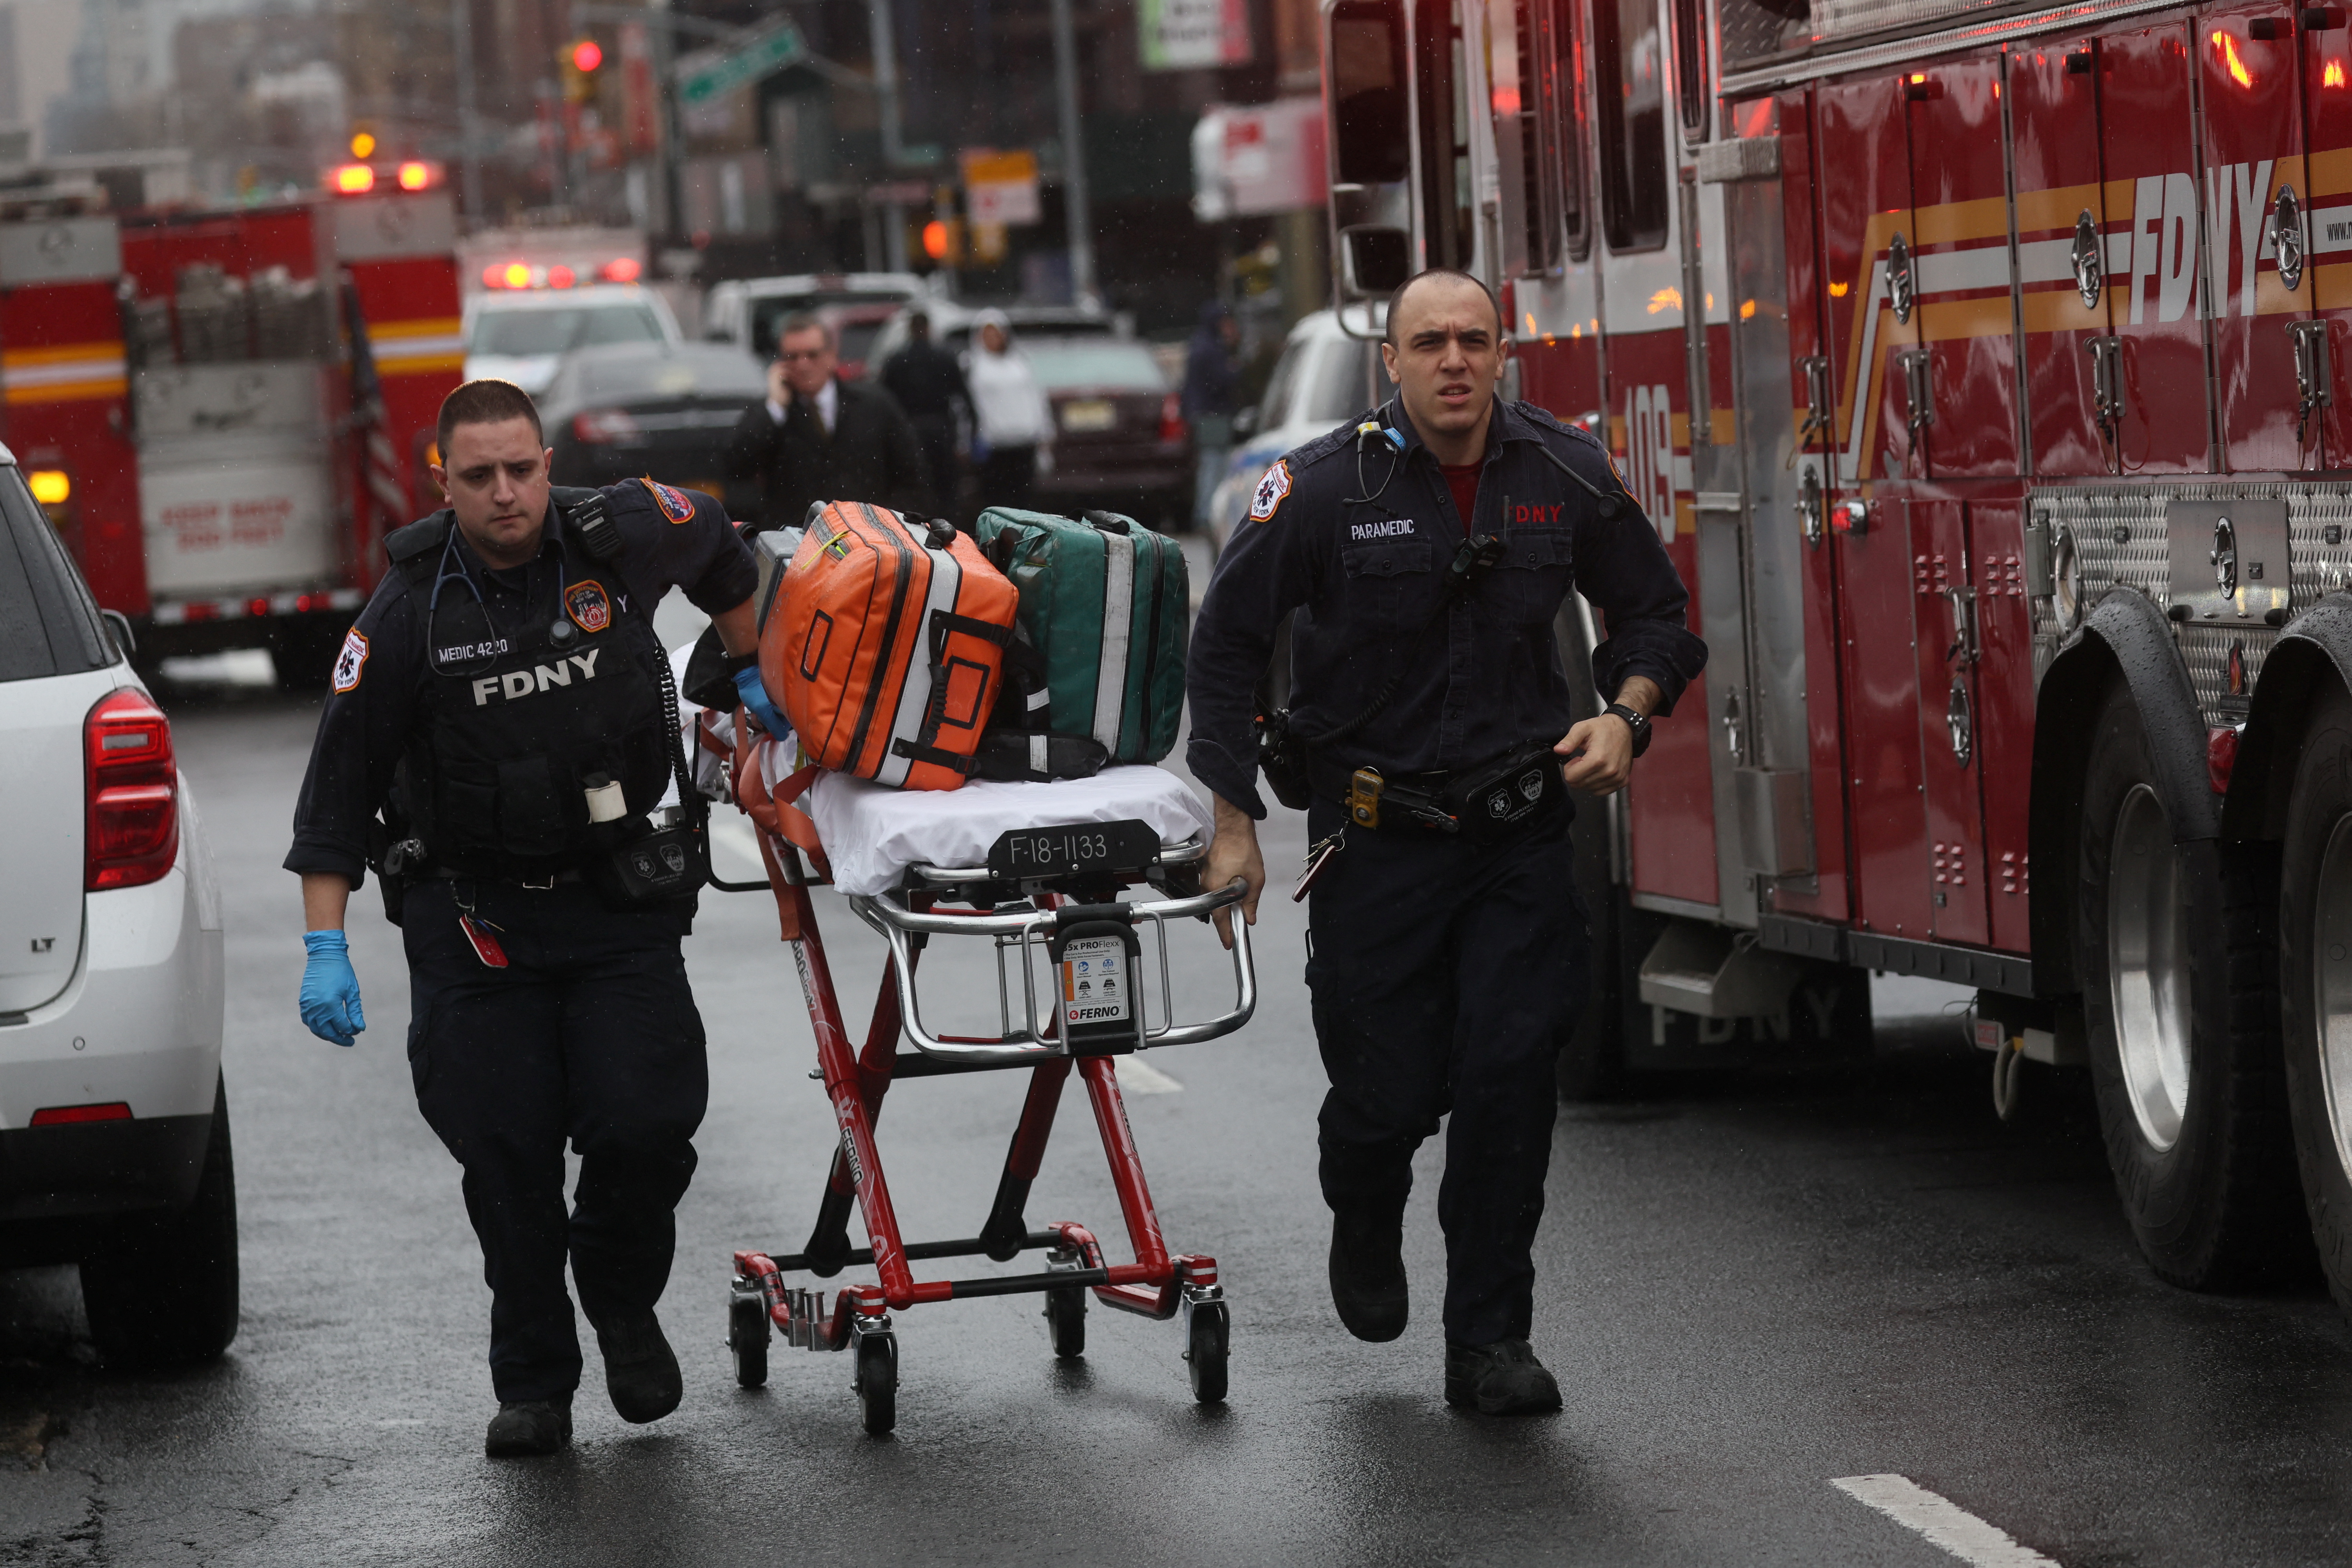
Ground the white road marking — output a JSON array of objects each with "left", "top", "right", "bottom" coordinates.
[
  {"left": 1832, "top": 1475, "right": 2060, "bottom": 1568},
  {"left": 1114, "top": 1056, "right": 1183, "bottom": 1094}
]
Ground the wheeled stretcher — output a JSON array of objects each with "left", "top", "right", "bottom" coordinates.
[{"left": 713, "top": 722, "right": 1257, "bottom": 1436}]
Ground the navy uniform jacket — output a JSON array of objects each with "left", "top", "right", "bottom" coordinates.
[
  {"left": 1185, "top": 396, "right": 1708, "bottom": 819},
  {"left": 284, "top": 477, "right": 758, "bottom": 887}
]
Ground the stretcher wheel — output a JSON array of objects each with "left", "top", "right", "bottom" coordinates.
[
  {"left": 1044, "top": 1286, "right": 1087, "bottom": 1358},
  {"left": 728, "top": 1289, "right": 769, "bottom": 1388},
  {"left": 854, "top": 1329, "right": 898, "bottom": 1435},
  {"left": 1185, "top": 1299, "right": 1229, "bottom": 1404}
]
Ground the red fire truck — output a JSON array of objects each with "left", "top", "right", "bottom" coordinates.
[
  {"left": 1317, "top": 0, "right": 2352, "bottom": 1309},
  {"left": 0, "top": 183, "right": 463, "bottom": 682}
]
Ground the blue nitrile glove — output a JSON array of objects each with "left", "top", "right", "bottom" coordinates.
[
  {"left": 299, "top": 930, "right": 365, "bottom": 1047},
  {"left": 734, "top": 663, "right": 788, "bottom": 738}
]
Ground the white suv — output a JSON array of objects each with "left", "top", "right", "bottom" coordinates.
[{"left": 0, "top": 442, "right": 231, "bottom": 1366}]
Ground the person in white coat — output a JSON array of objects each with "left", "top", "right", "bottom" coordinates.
[{"left": 964, "top": 309, "right": 1053, "bottom": 512}]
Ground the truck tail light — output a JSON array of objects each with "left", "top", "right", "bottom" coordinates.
[
  {"left": 30, "top": 1102, "right": 132, "bottom": 1126},
  {"left": 85, "top": 688, "right": 178, "bottom": 891},
  {"left": 1160, "top": 394, "right": 1187, "bottom": 444},
  {"left": 572, "top": 408, "right": 640, "bottom": 444}
]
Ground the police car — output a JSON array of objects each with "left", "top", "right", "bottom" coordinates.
[
  {"left": 1205, "top": 310, "right": 1381, "bottom": 556},
  {"left": 0, "top": 443, "right": 233, "bottom": 1367}
]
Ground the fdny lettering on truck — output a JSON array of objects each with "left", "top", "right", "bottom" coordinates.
[{"left": 470, "top": 648, "right": 601, "bottom": 705}]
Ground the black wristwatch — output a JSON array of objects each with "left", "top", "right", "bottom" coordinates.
[
  {"left": 1603, "top": 701, "right": 1652, "bottom": 758},
  {"left": 724, "top": 650, "right": 761, "bottom": 677}
]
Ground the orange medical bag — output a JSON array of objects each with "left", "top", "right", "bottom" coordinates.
[{"left": 762, "top": 502, "right": 1019, "bottom": 791}]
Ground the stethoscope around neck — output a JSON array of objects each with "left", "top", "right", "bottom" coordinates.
[{"left": 426, "top": 522, "right": 586, "bottom": 677}]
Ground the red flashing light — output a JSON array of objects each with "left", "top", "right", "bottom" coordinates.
[
  {"left": 922, "top": 220, "right": 950, "bottom": 261},
  {"left": 481, "top": 265, "right": 505, "bottom": 288},
  {"left": 85, "top": 688, "right": 176, "bottom": 892},
  {"left": 502, "top": 261, "right": 532, "bottom": 289},
  {"left": 332, "top": 163, "right": 376, "bottom": 194},
  {"left": 573, "top": 38, "right": 604, "bottom": 72},
  {"left": 1159, "top": 394, "right": 1187, "bottom": 445},
  {"left": 548, "top": 264, "right": 577, "bottom": 289},
  {"left": 30, "top": 1103, "right": 133, "bottom": 1127},
  {"left": 601, "top": 256, "right": 642, "bottom": 283},
  {"left": 397, "top": 160, "right": 432, "bottom": 191}
]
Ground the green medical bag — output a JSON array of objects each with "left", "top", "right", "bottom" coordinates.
[{"left": 974, "top": 507, "right": 1189, "bottom": 765}]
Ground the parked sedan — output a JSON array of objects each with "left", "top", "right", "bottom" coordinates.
[
  {"left": 541, "top": 341, "right": 769, "bottom": 516},
  {"left": 0, "top": 442, "right": 232, "bottom": 1368},
  {"left": 1026, "top": 337, "right": 1193, "bottom": 530}
]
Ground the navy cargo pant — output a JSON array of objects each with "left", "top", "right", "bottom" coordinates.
[
  {"left": 1303, "top": 793, "right": 1589, "bottom": 1347},
  {"left": 402, "top": 877, "right": 709, "bottom": 1404}
]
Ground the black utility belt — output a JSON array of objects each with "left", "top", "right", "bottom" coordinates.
[
  {"left": 1308, "top": 745, "right": 1563, "bottom": 843},
  {"left": 422, "top": 864, "right": 588, "bottom": 889}
]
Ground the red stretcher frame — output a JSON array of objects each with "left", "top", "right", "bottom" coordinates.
[{"left": 715, "top": 725, "right": 1246, "bottom": 1432}]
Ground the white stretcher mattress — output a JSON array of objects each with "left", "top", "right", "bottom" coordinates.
[{"left": 806, "top": 766, "right": 1212, "bottom": 896}]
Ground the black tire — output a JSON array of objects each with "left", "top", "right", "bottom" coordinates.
[
  {"left": 2276, "top": 678, "right": 2352, "bottom": 1311},
  {"left": 728, "top": 1290, "right": 769, "bottom": 1388},
  {"left": 82, "top": 1076, "right": 239, "bottom": 1368},
  {"left": 2076, "top": 680, "right": 2305, "bottom": 1288},
  {"left": 855, "top": 1330, "right": 897, "bottom": 1436},
  {"left": 1184, "top": 1299, "right": 1229, "bottom": 1404},
  {"left": 1044, "top": 1285, "right": 1087, "bottom": 1358}
]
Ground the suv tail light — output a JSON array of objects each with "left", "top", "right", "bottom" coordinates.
[
  {"left": 31, "top": 1102, "right": 132, "bottom": 1126},
  {"left": 86, "top": 688, "right": 178, "bottom": 891},
  {"left": 572, "top": 408, "right": 641, "bottom": 444},
  {"left": 1160, "top": 394, "right": 1187, "bottom": 445}
]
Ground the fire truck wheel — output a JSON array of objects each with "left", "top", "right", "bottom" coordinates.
[
  {"left": 2078, "top": 681, "right": 2301, "bottom": 1289},
  {"left": 2276, "top": 677, "right": 2352, "bottom": 1311},
  {"left": 81, "top": 1076, "right": 240, "bottom": 1368}
]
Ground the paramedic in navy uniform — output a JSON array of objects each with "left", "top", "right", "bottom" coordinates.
[
  {"left": 282, "top": 380, "right": 788, "bottom": 1457},
  {"left": 1186, "top": 269, "right": 1706, "bottom": 1416}
]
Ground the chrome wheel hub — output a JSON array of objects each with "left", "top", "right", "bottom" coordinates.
[
  {"left": 2107, "top": 783, "right": 2191, "bottom": 1151},
  {"left": 2311, "top": 815, "right": 2352, "bottom": 1182}
]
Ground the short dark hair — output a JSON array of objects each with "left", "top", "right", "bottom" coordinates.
[
  {"left": 1386, "top": 267, "right": 1503, "bottom": 345},
  {"left": 436, "top": 378, "right": 543, "bottom": 461},
  {"left": 776, "top": 312, "right": 833, "bottom": 352}
]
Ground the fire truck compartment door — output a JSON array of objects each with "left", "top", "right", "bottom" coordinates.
[
  {"left": 136, "top": 366, "right": 338, "bottom": 598},
  {"left": 1716, "top": 98, "right": 1815, "bottom": 885}
]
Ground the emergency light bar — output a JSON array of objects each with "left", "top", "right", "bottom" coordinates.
[
  {"left": 327, "top": 160, "right": 445, "bottom": 196},
  {"left": 479, "top": 256, "right": 644, "bottom": 290}
]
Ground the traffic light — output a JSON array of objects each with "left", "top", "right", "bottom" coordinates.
[{"left": 561, "top": 38, "right": 603, "bottom": 104}]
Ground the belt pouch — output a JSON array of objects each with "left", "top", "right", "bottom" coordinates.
[{"left": 1439, "top": 746, "right": 1562, "bottom": 845}]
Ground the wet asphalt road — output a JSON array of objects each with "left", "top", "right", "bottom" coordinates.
[{"left": 7, "top": 688, "right": 2352, "bottom": 1567}]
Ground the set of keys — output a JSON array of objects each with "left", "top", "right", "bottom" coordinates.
[{"left": 1294, "top": 828, "right": 1346, "bottom": 901}]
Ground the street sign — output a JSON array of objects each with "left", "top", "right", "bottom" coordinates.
[
  {"left": 961, "top": 148, "right": 1041, "bottom": 227},
  {"left": 676, "top": 19, "right": 806, "bottom": 106}
]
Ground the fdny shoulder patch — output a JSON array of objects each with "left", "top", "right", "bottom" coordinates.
[
  {"left": 1248, "top": 459, "right": 1292, "bottom": 522},
  {"left": 331, "top": 628, "right": 368, "bottom": 693},
  {"left": 639, "top": 477, "right": 696, "bottom": 523},
  {"left": 564, "top": 580, "right": 613, "bottom": 634}
]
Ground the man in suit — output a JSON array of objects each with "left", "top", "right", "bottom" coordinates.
[{"left": 726, "top": 312, "right": 934, "bottom": 530}]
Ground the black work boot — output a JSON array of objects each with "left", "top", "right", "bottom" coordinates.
[
  {"left": 485, "top": 1396, "right": 573, "bottom": 1457},
  {"left": 1444, "top": 1338, "right": 1563, "bottom": 1416},
  {"left": 1328, "top": 1212, "right": 1408, "bottom": 1342},
  {"left": 597, "top": 1313, "right": 683, "bottom": 1424}
]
